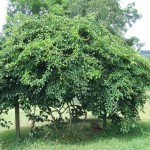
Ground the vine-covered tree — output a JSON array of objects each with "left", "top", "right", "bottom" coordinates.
[{"left": 1, "top": 11, "right": 150, "bottom": 136}]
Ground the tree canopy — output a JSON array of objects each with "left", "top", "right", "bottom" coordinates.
[
  {"left": 6, "top": 0, "right": 143, "bottom": 50},
  {"left": 66, "top": 0, "right": 141, "bottom": 34},
  {"left": 1, "top": 9, "right": 150, "bottom": 134},
  {"left": 7, "top": 0, "right": 141, "bottom": 34}
]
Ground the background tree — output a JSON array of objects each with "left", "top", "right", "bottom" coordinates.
[
  {"left": 66, "top": 0, "right": 141, "bottom": 34},
  {"left": 7, "top": 0, "right": 141, "bottom": 34},
  {"left": 6, "top": 0, "right": 143, "bottom": 51},
  {"left": 126, "top": 36, "right": 144, "bottom": 51},
  {"left": 7, "top": 0, "right": 67, "bottom": 15}
]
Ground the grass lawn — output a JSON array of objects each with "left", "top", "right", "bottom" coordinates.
[{"left": 0, "top": 102, "right": 150, "bottom": 150}]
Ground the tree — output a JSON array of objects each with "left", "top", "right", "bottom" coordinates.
[
  {"left": 7, "top": 0, "right": 67, "bottom": 15},
  {"left": 0, "top": 32, "right": 28, "bottom": 138},
  {"left": 126, "top": 36, "right": 144, "bottom": 51},
  {"left": 6, "top": 0, "right": 143, "bottom": 51},
  {"left": 66, "top": 0, "right": 141, "bottom": 34},
  {"left": 7, "top": 0, "right": 140, "bottom": 34},
  {"left": 1, "top": 11, "right": 150, "bottom": 135}
]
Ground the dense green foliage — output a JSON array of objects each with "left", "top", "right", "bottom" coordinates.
[
  {"left": 8, "top": 0, "right": 141, "bottom": 35},
  {"left": 1, "top": 10, "right": 150, "bottom": 134},
  {"left": 67, "top": 0, "right": 141, "bottom": 34},
  {"left": 6, "top": 0, "right": 143, "bottom": 51},
  {"left": 7, "top": 0, "right": 67, "bottom": 15}
]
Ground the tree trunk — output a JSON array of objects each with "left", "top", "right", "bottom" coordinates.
[{"left": 15, "top": 100, "right": 21, "bottom": 139}]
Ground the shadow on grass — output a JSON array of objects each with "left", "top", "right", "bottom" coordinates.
[
  {"left": 0, "top": 127, "right": 30, "bottom": 149},
  {"left": 1, "top": 121, "right": 150, "bottom": 149}
]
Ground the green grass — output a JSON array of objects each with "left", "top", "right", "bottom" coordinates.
[
  {"left": 1, "top": 103, "right": 150, "bottom": 150},
  {"left": 1, "top": 123, "right": 150, "bottom": 150}
]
